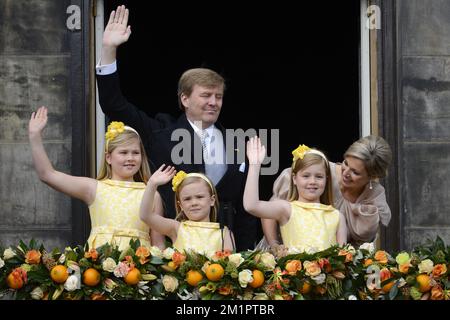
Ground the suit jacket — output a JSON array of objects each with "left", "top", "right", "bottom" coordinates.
[{"left": 96, "top": 71, "right": 261, "bottom": 251}]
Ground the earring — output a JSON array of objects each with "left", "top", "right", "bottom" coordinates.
[{"left": 369, "top": 180, "right": 373, "bottom": 190}]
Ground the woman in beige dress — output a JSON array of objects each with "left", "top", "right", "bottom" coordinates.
[{"left": 261, "top": 135, "right": 392, "bottom": 249}]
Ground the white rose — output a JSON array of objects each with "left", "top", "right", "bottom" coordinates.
[
  {"left": 253, "top": 293, "right": 269, "bottom": 300},
  {"left": 418, "top": 259, "right": 434, "bottom": 274},
  {"left": 260, "top": 252, "right": 276, "bottom": 270},
  {"left": 3, "top": 248, "right": 16, "bottom": 260},
  {"left": 30, "top": 287, "right": 44, "bottom": 300},
  {"left": 228, "top": 253, "right": 244, "bottom": 267},
  {"left": 0, "top": 258, "right": 4, "bottom": 269},
  {"left": 149, "top": 246, "right": 163, "bottom": 258},
  {"left": 162, "top": 275, "right": 179, "bottom": 292},
  {"left": 163, "top": 247, "right": 175, "bottom": 260},
  {"left": 64, "top": 275, "right": 80, "bottom": 292},
  {"left": 238, "top": 269, "right": 253, "bottom": 288},
  {"left": 346, "top": 245, "right": 356, "bottom": 254},
  {"left": 311, "top": 273, "right": 326, "bottom": 285},
  {"left": 359, "top": 242, "right": 375, "bottom": 254},
  {"left": 102, "top": 257, "right": 117, "bottom": 272}
]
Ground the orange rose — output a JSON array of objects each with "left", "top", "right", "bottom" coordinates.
[
  {"left": 6, "top": 267, "right": 27, "bottom": 289},
  {"left": 172, "top": 251, "right": 186, "bottom": 267},
  {"left": 380, "top": 268, "right": 392, "bottom": 282},
  {"left": 285, "top": 260, "right": 302, "bottom": 275},
  {"left": 338, "top": 250, "right": 353, "bottom": 263},
  {"left": 363, "top": 259, "right": 373, "bottom": 267},
  {"left": 304, "top": 261, "right": 321, "bottom": 277},
  {"left": 318, "top": 258, "right": 332, "bottom": 273},
  {"left": 431, "top": 285, "right": 444, "bottom": 300},
  {"left": 136, "top": 246, "right": 150, "bottom": 265},
  {"left": 212, "top": 250, "right": 232, "bottom": 261},
  {"left": 399, "top": 263, "right": 410, "bottom": 274},
  {"left": 374, "top": 250, "right": 388, "bottom": 264},
  {"left": 84, "top": 249, "right": 98, "bottom": 261},
  {"left": 25, "top": 250, "right": 42, "bottom": 264},
  {"left": 432, "top": 264, "right": 447, "bottom": 278}
]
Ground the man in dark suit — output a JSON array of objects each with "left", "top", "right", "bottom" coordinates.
[{"left": 95, "top": 5, "right": 260, "bottom": 251}]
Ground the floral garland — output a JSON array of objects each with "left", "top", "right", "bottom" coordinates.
[{"left": 0, "top": 237, "right": 449, "bottom": 300}]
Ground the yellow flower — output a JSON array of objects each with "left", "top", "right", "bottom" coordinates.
[
  {"left": 172, "top": 170, "right": 187, "bottom": 191},
  {"left": 105, "top": 121, "right": 125, "bottom": 141},
  {"left": 292, "top": 144, "right": 311, "bottom": 162}
]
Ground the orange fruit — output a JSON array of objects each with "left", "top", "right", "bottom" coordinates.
[
  {"left": 6, "top": 271, "right": 24, "bottom": 290},
  {"left": 249, "top": 270, "right": 265, "bottom": 288},
  {"left": 186, "top": 270, "right": 204, "bottom": 287},
  {"left": 83, "top": 268, "right": 101, "bottom": 287},
  {"left": 50, "top": 265, "right": 69, "bottom": 284},
  {"left": 299, "top": 281, "right": 311, "bottom": 294},
  {"left": 381, "top": 279, "right": 395, "bottom": 293},
  {"left": 416, "top": 274, "right": 432, "bottom": 293},
  {"left": 363, "top": 259, "right": 373, "bottom": 267},
  {"left": 124, "top": 268, "right": 141, "bottom": 286},
  {"left": 205, "top": 263, "right": 224, "bottom": 281}
]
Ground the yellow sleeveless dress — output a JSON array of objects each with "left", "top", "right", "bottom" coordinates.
[
  {"left": 87, "top": 179, "right": 151, "bottom": 250},
  {"left": 173, "top": 221, "right": 226, "bottom": 256},
  {"left": 280, "top": 201, "right": 340, "bottom": 253}
]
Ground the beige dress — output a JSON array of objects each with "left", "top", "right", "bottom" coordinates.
[{"left": 270, "top": 163, "right": 391, "bottom": 246}]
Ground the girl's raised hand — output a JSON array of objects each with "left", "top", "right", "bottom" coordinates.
[
  {"left": 246, "top": 136, "right": 266, "bottom": 165},
  {"left": 29, "top": 106, "right": 48, "bottom": 137},
  {"left": 149, "top": 164, "right": 176, "bottom": 186}
]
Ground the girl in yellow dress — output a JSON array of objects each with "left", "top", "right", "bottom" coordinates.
[
  {"left": 244, "top": 137, "right": 347, "bottom": 254},
  {"left": 29, "top": 106, "right": 165, "bottom": 250},
  {"left": 139, "top": 166, "right": 235, "bottom": 256}
]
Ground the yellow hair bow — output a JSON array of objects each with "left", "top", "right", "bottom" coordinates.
[
  {"left": 292, "top": 144, "right": 311, "bottom": 162},
  {"left": 105, "top": 121, "right": 125, "bottom": 141},
  {"left": 172, "top": 170, "right": 188, "bottom": 191}
]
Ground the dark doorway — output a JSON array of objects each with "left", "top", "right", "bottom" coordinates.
[{"left": 103, "top": 1, "right": 360, "bottom": 200}]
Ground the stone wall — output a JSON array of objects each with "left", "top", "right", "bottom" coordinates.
[
  {"left": 0, "top": 0, "right": 74, "bottom": 249},
  {"left": 399, "top": 0, "right": 450, "bottom": 249}
]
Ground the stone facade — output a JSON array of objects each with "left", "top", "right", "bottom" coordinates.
[
  {"left": 1, "top": 0, "right": 450, "bottom": 252},
  {"left": 398, "top": 0, "right": 450, "bottom": 249},
  {"left": 0, "top": 0, "right": 77, "bottom": 249}
]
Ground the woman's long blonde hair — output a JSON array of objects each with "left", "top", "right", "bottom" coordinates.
[
  {"left": 288, "top": 152, "right": 333, "bottom": 205},
  {"left": 97, "top": 130, "right": 151, "bottom": 182}
]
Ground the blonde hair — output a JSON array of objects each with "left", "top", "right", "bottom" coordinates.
[
  {"left": 344, "top": 135, "right": 392, "bottom": 179},
  {"left": 288, "top": 151, "right": 333, "bottom": 205},
  {"left": 97, "top": 130, "right": 151, "bottom": 183},
  {"left": 177, "top": 68, "right": 225, "bottom": 110},
  {"left": 174, "top": 174, "right": 219, "bottom": 222}
]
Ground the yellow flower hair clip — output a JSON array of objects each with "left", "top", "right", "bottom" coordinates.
[
  {"left": 172, "top": 170, "right": 188, "bottom": 191},
  {"left": 105, "top": 121, "right": 125, "bottom": 141},
  {"left": 292, "top": 144, "right": 311, "bottom": 162}
]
